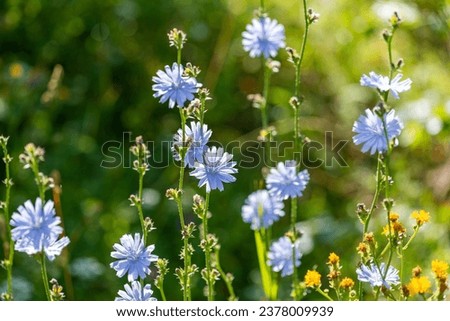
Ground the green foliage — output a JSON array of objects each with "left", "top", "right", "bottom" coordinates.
[{"left": 0, "top": 0, "right": 449, "bottom": 300}]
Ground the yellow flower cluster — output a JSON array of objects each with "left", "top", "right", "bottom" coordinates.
[
  {"left": 327, "top": 252, "right": 340, "bottom": 265},
  {"left": 339, "top": 277, "right": 355, "bottom": 289},
  {"left": 407, "top": 276, "right": 431, "bottom": 296},
  {"left": 411, "top": 210, "right": 430, "bottom": 226},
  {"left": 432, "top": 260, "right": 448, "bottom": 280},
  {"left": 304, "top": 270, "right": 321, "bottom": 288}
]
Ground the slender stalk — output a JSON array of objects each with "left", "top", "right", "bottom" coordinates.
[
  {"left": 402, "top": 226, "right": 419, "bottom": 250},
  {"left": 295, "top": 0, "right": 310, "bottom": 98},
  {"left": 317, "top": 287, "right": 334, "bottom": 301},
  {"left": 363, "top": 155, "right": 383, "bottom": 234},
  {"left": 159, "top": 283, "right": 167, "bottom": 301},
  {"left": 260, "top": 61, "right": 270, "bottom": 131},
  {"left": 291, "top": 197, "right": 299, "bottom": 300},
  {"left": 1, "top": 140, "right": 14, "bottom": 298},
  {"left": 255, "top": 229, "right": 276, "bottom": 300},
  {"left": 137, "top": 167, "right": 147, "bottom": 244},
  {"left": 176, "top": 108, "right": 191, "bottom": 301},
  {"left": 30, "top": 159, "right": 45, "bottom": 201},
  {"left": 39, "top": 253, "right": 52, "bottom": 301},
  {"left": 202, "top": 192, "right": 213, "bottom": 301},
  {"left": 215, "top": 247, "right": 237, "bottom": 301}
]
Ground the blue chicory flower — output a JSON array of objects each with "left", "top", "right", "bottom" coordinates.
[
  {"left": 267, "top": 236, "right": 302, "bottom": 277},
  {"left": 352, "top": 108, "right": 403, "bottom": 155},
  {"left": 190, "top": 146, "right": 238, "bottom": 193},
  {"left": 242, "top": 16, "right": 286, "bottom": 59},
  {"left": 173, "top": 121, "right": 212, "bottom": 168},
  {"left": 241, "top": 190, "right": 285, "bottom": 230},
  {"left": 266, "top": 161, "right": 310, "bottom": 200},
  {"left": 10, "top": 198, "right": 70, "bottom": 261},
  {"left": 152, "top": 63, "right": 201, "bottom": 108},
  {"left": 356, "top": 262, "right": 400, "bottom": 289},
  {"left": 110, "top": 233, "right": 158, "bottom": 282},
  {"left": 115, "top": 281, "right": 157, "bottom": 301},
  {"left": 360, "top": 72, "right": 412, "bottom": 99}
]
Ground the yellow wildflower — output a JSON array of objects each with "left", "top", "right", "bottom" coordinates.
[
  {"left": 389, "top": 212, "right": 400, "bottom": 222},
  {"left": 304, "top": 270, "right": 321, "bottom": 288},
  {"left": 431, "top": 260, "right": 448, "bottom": 280},
  {"left": 411, "top": 210, "right": 430, "bottom": 226},
  {"left": 339, "top": 277, "right": 355, "bottom": 289},
  {"left": 9, "top": 63, "right": 24, "bottom": 79},
  {"left": 382, "top": 221, "right": 406, "bottom": 236},
  {"left": 407, "top": 276, "right": 431, "bottom": 296},
  {"left": 357, "top": 242, "right": 368, "bottom": 254},
  {"left": 327, "top": 252, "right": 340, "bottom": 265}
]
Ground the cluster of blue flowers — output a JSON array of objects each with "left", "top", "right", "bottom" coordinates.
[
  {"left": 239, "top": 10, "right": 309, "bottom": 281},
  {"left": 352, "top": 72, "right": 410, "bottom": 155},
  {"left": 152, "top": 60, "right": 237, "bottom": 194}
]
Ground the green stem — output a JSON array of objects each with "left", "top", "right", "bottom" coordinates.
[
  {"left": 177, "top": 47, "right": 182, "bottom": 66},
  {"left": 31, "top": 159, "right": 45, "bottom": 201},
  {"left": 202, "top": 192, "right": 213, "bottom": 301},
  {"left": 159, "top": 281, "right": 167, "bottom": 301},
  {"left": 403, "top": 226, "right": 419, "bottom": 250},
  {"left": 255, "top": 229, "right": 276, "bottom": 300},
  {"left": 261, "top": 60, "right": 270, "bottom": 131},
  {"left": 215, "top": 247, "right": 237, "bottom": 301},
  {"left": 39, "top": 253, "right": 52, "bottom": 301},
  {"left": 1, "top": 142, "right": 14, "bottom": 298},
  {"left": 260, "top": 0, "right": 265, "bottom": 11},
  {"left": 363, "top": 155, "right": 383, "bottom": 235},
  {"left": 137, "top": 170, "right": 147, "bottom": 244},
  {"left": 176, "top": 108, "right": 191, "bottom": 301},
  {"left": 200, "top": 95, "right": 206, "bottom": 127},
  {"left": 295, "top": 0, "right": 310, "bottom": 98},
  {"left": 399, "top": 242, "right": 404, "bottom": 287},
  {"left": 291, "top": 197, "right": 299, "bottom": 300},
  {"left": 317, "top": 288, "right": 334, "bottom": 301}
]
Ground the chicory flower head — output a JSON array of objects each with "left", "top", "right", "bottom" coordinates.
[
  {"left": 172, "top": 121, "right": 212, "bottom": 168},
  {"left": 190, "top": 146, "right": 238, "bottom": 193},
  {"left": 356, "top": 262, "right": 400, "bottom": 289},
  {"left": 115, "top": 281, "right": 157, "bottom": 301},
  {"left": 241, "top": 190, "right": 285, "bottom": 230},
  {"left": 110, "top": 233, "right": 158, "bottom": 282},
  {"left": 267, "top": 236, "right": 302, "bottom": 277},
  {"left": 266, "top": 161, "right": 310, "bottom": 200},
  {"left": 10, "top": 198, "right": 70, "bottom": 261},
  {"left": 152, "top": 63, "right": 201, "bottom": 108},
  {"left": 242, "top": 16, "right": 286, "bottom": 59},
  {"left": 360, "top": 72, "right": 412, "bottom": 99},
  {"left": 352, "top": 108, "right": 403, "bottom": 155}
]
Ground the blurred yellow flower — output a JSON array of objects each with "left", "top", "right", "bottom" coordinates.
[
  {"left": 327, "top": 252, "right": 340, "bottom": 265},
  {"left": 407, "top": 276, "right": 431, "bottom": 296},
  {"left": 411, "top": 210, "right": 430, "bottom": 226},
  {"left": 432, "top": 260, "right": 448, "bottom": 280},
  {"left": 382, "top": 221, "right": 406, "bottom": 236},
  {"left": 9, "top": 63, "right": 24, "bottom": 79},
  {"left": 304, "top": 270, "right": 321, "bottom": 288},
  {"left": 339, "top": 277, "right": 355, "bottom": 289},
  {"left": 389, "top": 212, "right": 400, "bottom": 222}
]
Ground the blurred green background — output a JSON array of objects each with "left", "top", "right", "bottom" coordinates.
[{"left": 0, "top": 0, "right": 449, "bottom": 300}]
